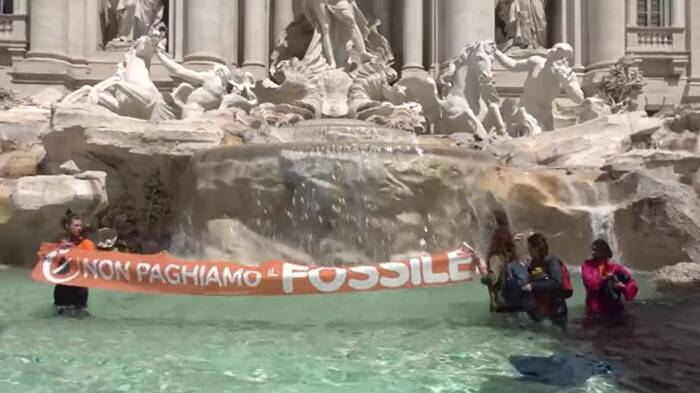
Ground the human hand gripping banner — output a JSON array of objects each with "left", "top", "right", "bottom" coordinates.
[{"left": 31, "top": 243, "right": 480, "bottom": 296}]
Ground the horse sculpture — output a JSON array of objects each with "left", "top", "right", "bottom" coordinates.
[
  {"left": 436, "top": 40, "right": 507, "bottom": 139},
  {"left": 404, "top": 40, "right": 507, "bottom": 139},
  {"left": 63, "top": 30, "right": 174, "bottom": 121}
]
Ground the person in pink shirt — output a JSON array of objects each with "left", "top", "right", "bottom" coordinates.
[{"left": 582, "top": 239, "right": 638, "bottom": 318}]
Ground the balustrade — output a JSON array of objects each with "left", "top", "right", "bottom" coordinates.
[{"left": 627, "top": 26, "right": 685, "bottom": 52}]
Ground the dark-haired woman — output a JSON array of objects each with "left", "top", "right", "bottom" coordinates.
[
  {"left": 54, "top": 210, "right": 96, "bottom": 316},
  {"left": 481, "top": 210, "right": 515, "bottom": 312},
  {"left": 582, "top": 239, "right": 637, "bottom": 318},
  {"left": 521, "top": 233, "right": 568, "bottom": 330}
]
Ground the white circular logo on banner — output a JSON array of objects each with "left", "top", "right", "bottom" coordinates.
[{"left": 42, "top": 247, "right": 79, "bottom": 284}]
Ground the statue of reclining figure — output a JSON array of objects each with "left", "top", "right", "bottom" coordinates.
[{"left": 155, "top": 44, "right": 259, "bottom": 120}]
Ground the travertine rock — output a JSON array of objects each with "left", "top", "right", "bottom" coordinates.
[
  {"left": 58, "top": 160, "right": 81, "bottom": 175},
  {"left": 498, "top": 112, "right": 662, "bottom": 167},
  {"left": 611, "top": 172, "right": 700, "bottom": 270},
  {"left": 183, "top": 143, "right": 503, "bottom": 265},
  {"left": 202, "top": 218, "right": 314, "bottom": 265},
  {"left": 0, "top": 106, "right": 50, "bottom": 178},
  {"left": 0, "top": 147, "right": 46, "bottom": 178},
  {"left": 40, "top": 104, "right": 229, "bottom": 252},
  {"left": 654, "top": 262, "right": 700, "bottom": 295},
  {"left": 29, "top": 87, "right": 66, "bottom": 108},
  {"left": 0, "top": 173, "right": 108, "bottom": 266}
]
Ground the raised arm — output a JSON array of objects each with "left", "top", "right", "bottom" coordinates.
[
  {"left": 563, "top": 80, "right": 585, "bottom": 105},
  {"left": 552, "top": 61, "right": 585, "bottom": 104},
  {"left": 156, "top": 49, "right": 205, "bottom": 85},
  {"left": 493, "top": 50, "right": 533, "bottom": 72}
]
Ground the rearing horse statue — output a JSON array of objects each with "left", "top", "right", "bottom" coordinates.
[
  {"left": 437, "top": 40, "right": 507, "bottom": 139},
  {"left": 63, "top": 30, "right": 174, "bottom": 121}
]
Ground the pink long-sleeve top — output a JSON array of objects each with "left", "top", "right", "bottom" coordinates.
[{"left": 581, "top": 259, "right": 638, "bottom": 317}]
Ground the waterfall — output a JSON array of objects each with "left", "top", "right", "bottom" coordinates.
[{"left": 590, "top": 182, "right": 622, "bottom": 262}]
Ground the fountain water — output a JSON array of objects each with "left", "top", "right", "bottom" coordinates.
[
  {"left": 589, "top": 181, "right": 623, "bottom": 262},
  {"left": 179, "top": 121, "right": 505, "bottom": 265}
]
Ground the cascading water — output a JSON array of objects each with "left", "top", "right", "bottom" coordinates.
[
  {"left": 588, "top": 181, "right": 622, "bottom": 261},
  {"left": 179, "top": 120, "right": 504, "bottom": 266}
]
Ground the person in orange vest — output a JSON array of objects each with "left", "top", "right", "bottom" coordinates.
[{"left": 54, "top": 210, "right": 96, "bottom": 317}]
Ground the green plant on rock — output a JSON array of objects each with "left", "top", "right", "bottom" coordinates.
[{"left": 142, "top": 168, "right": 173, "bottom": 240}]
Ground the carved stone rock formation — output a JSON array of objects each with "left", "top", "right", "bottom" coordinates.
[
  {"left": 596, "top": 56, "right": 646, "bottom": 114},
  {"left": 0, "top": 172, "right": 109, "bottom": 265},
  {"left": 654, "top": 262, "right": 700, "bottom": 295},
  {"left": 266, "top": 1, "right": 425, "bottom": 133}
]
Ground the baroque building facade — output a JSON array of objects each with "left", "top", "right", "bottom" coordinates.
[{"left": 0, "top": 0, "right": 697, "bottom": 111}]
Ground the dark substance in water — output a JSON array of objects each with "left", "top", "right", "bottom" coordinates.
[
  {"left": 509, "top": 353, "right": 613, "bottom": 387},
  {"left": 568, "top": 297, "right": 700, "bottom": 393}
]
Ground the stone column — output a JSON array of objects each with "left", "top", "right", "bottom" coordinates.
[
  {"left": 184, "top": 0, "right": 228, "bottom": 64},
  {"left": 402, "top": 0, "right": 424, "bottom": 77},
  {"left": 27, "top": 0, "right": 69, "bottom": 61},
  {"left": 273, "top": 0, "right": 295, "bottom": 42},
  {"left": 587, "top": 0, "right": 626, "bottom": 70},
  {"left": 671, "top": 0, "right": 686, "bottom": 27},
  {"left": 568, "top": 0, "right": 585, "bottom": 69},
  {"left": 242, "top": 0, "right": 270, "bottom": 79},
  {"left": 626, "top": 0, "right": 638, "bottom": 26},
  {"left": 442, "top": 0, "right": 494, "bottom": 60},
  {"left": 373, "top": 0, "right": 392, "bottom": 37},
  {"left": 689, "top": 0, "right": 700, "bottom": 83},
  {"left": 550, "top": 0, "right": 566, "bottom": 44},
  {"left": 66, "top": 0, "right": 90, "bottom": 61}
]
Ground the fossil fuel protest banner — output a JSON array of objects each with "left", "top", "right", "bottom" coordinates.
[{"left": 32, "top": 243, "right": 479, "bottom": 296}]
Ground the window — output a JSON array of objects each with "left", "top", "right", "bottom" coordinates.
[{"left": 637, "top": 0, "right": 668, "bottom": 27}]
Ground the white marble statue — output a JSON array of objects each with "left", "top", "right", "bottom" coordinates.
[
  {"left": 155, "top": 45, "right": 258, "bottom": 119},
  {"left": 496, "top": 0, "right": 548, "bottom": 52},
  {"left": 494, "top": 42, "right": 585, "bottom": 136},
  {"left": 302, "top": 0, "right": 369, "bottom": 69},
  {"left": 103, "top": 0, "right": 166, "bottom": 50},
  {"left": 438, "top": 40, "right": 507, "bottom": 139},
  {"left": 266, "top": 0, "right": 402, "bottom": 125},
  {"left": 63, "top": 31, "right": 173, "bottom": 121}
]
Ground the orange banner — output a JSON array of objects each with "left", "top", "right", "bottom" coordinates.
[{"left": 31, "top": 243, "right": 479, "bottom": 296}]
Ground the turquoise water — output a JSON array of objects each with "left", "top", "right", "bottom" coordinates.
[{"left": 0, "top": 268, "right": 660, "bottom": 393}]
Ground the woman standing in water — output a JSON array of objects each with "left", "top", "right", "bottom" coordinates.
[
  {"left": 582, "top": 239, "right": 638, "bottom": 319},
  {"left": 53, "top": 210, "right": 96, "bottom": 316},
  {"left": 503, "top": 233, "right": 531, "bottom": 312},
  {"left": 481, "top": 210, "right": 515, "bottom": 312},
  {"left": 521, "top": 233, "right": 568, "bottom": 330}
]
